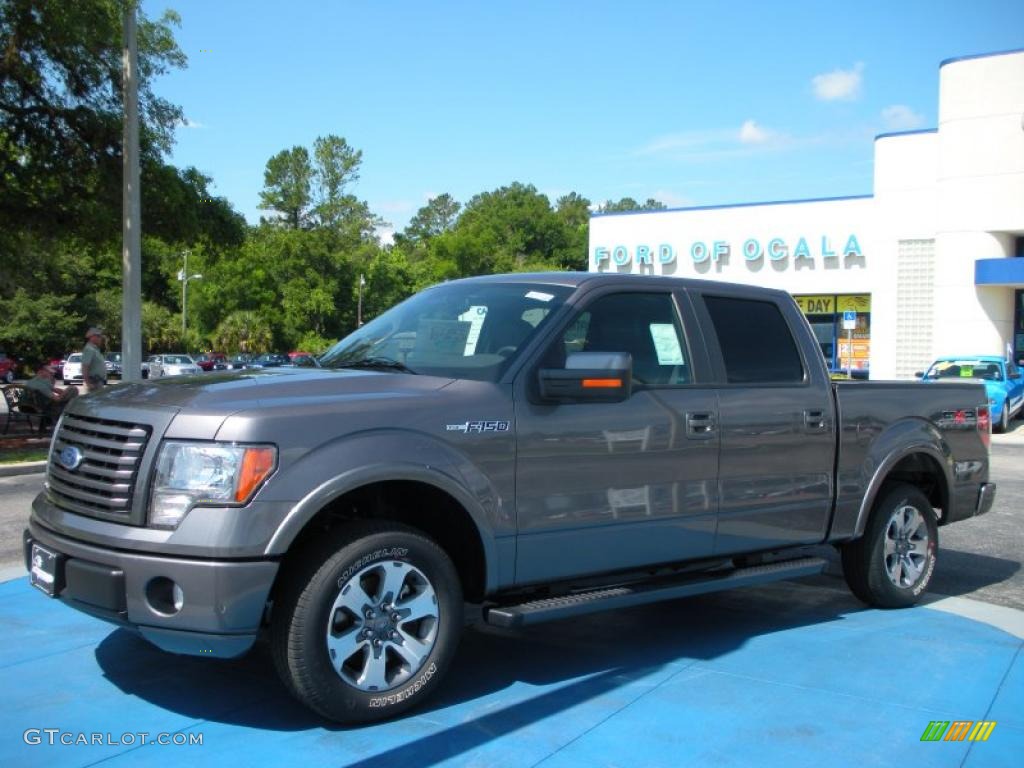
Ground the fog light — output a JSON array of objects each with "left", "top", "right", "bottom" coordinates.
[{"left": 146, "top": 577, "right": 184, "bottom": 616}]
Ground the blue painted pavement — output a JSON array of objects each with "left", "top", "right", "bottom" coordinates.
[{"left": 0, "top": 575, "right": 1020, "bottom": 767}]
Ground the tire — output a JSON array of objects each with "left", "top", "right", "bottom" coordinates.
[
  {"left": 995, "top": 401, "right": 1009, "bottom": 433},
  {"left": 271, "top": 520, "right": 463, "bottom": 723},
  {"left": 841, "top": 483, "right": 938, "bottom": 608},
  {"left": 3, "top": 370, "right": 13, "bottom": 384}
]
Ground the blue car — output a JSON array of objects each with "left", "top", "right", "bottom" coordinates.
[{"left": 919, "top": 356, "right": 1024, "bottom": 432}]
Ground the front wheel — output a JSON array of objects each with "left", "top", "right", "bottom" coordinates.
[
  {"left": 272, "top": 521, "right": 463, "bottom": 723},
  {"left": 841, "top": 483, "right": 938, "bottom": 608},
  {"left": 3, "top": 370, "right": 13, "bottom": 384}
]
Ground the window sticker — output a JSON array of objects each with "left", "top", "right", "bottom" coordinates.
[
  {"left": 960, "top": 365, "right": 973, "bottom": 378},
  {"left": 457, "top": 306, "right": 488, "bottom": 355},
  {"left": 649, "top": 323, "right": 685, "bottom": 365},
  {"left": 416, "top": 319, "right": 471, "bottom": 357},
  {"left": 525, "top": 290, "right": 555, "bottom": 302}
]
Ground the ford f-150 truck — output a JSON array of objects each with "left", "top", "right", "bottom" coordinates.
[{"left": 24, "top": 273, "right": 996, "bottom": 723}]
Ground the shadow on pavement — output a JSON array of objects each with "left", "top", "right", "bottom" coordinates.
[
  {"left": 929, "top": 549, "right": 1021, "bottom": 597},
  {"left": 95, "top": 580, "right": 867, "bottom": 744}
]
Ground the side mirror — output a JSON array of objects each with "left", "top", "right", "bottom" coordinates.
[
  {"left": 914, "top": 371, "right": 924, "bottom": 379},
  {"left": 539, "top": 352, "right": 632, "bottom": 403}
]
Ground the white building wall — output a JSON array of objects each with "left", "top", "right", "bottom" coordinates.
[
  {"left": 934, "top": 52, "right": 1024, "bottom": 356},
  {"left": 587, "top": 49, "right": 1024, "bottom": 380}
]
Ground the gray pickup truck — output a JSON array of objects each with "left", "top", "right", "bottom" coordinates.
[{"left": 25, "top": 273, "right": 996, "bottom": 722}]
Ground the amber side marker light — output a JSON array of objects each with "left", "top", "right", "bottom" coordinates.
[
  {"left": 235, "top": 447, "right": 276, "bottom": 502},
  {"left": 581, "top": 378, "right": 623, "bottom": 389}
]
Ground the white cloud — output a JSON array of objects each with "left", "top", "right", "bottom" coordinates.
[
  {"left": 738, "top": 119, "right": 771, "bottom": 145},
  {"left": 812, "top": 62, "right": 865, "bottom": 101},
  {"left": 635, "top": 121, "right": 787, "bottom": 162},
  {"left": 375, "top": 225, "right": 395, "bottom": 246},
  {"left": 880, "top": 104, "right": 926, "bottom": 131}
]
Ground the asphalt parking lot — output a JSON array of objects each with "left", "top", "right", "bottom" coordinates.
[{"left": 0, "top": 430, "right": 1021, "bottom": 766}]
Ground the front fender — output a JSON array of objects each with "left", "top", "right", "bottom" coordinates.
[{"left": 261, "top": 430, "right": 504, "bottom": 593}]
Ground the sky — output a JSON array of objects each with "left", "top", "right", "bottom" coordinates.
[{"left": 149, "top": 0, "right": 1024, "bottom": 239}]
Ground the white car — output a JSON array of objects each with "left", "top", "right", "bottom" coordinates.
[
  {"left": 146, "top": 354, "right": 201, "bottom": 378},
  {"left": 62, "top": 353, "right": 83, "bottom": 385}
]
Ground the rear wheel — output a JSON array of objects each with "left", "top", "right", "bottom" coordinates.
[
  {"left": 272, "top": 521, "right": 463, "bottom": 723},
  {"left": 996, "top": 400, "right": 1009, "bottom": 433},
  {"left": 841, "top": 483, "right": 937, "bottom": 608}
]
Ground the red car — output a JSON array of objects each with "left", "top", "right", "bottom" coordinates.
[
  {"left": 194, "top": 352, "right": 228, "bottom": 372},
  {"left": 0, "top": 352, "right": 18, "bottom": 384}
]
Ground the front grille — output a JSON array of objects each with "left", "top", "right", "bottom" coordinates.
[{"left": 49, "top": 414, "right": 152, "bottom": 522}]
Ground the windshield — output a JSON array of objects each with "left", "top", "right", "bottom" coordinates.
[
  {"left": 924, "top": 360, "right": 1003, "bottom": 381},
  {"left": 165, "top": 355, "right": 193, "bottom": 365},
  {"left": 320, "top": 281, "right": 572, "bottom": 381}
]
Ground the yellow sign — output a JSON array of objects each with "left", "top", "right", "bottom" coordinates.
[
  {"left": 837, "top": 295, "right": 871, "bottom": 312},
  {"left": 794, "top": 295, "right": 835, "bottom": 314}
]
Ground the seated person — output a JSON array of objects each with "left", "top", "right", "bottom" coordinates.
[{"left": 24, "top": 362, "right": 78, "bottom": 419}]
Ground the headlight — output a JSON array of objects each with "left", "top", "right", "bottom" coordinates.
[{"left": 150, "top": 441, "right": 276, "bottom": 528}]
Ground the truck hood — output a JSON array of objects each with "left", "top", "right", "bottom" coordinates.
[{"left": 84, "top": 368, "right": 454, "bottom": 412}]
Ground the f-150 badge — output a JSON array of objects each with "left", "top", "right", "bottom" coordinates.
[{"left": 446, "top": 420, "right": 510, "bottom": 433}]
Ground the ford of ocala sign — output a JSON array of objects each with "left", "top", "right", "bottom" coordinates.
[{"left": 593, "top": 234, "right": 863, "bottom": 269}]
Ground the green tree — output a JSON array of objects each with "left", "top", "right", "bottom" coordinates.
[
  {"left": 597, "top": 197, "right": 666, "bottom": 213},
  {"left": 0, "top": 289, "right": 84, "bottom": 368},
  {"left": 258, "top": 146, "right": 313, "bottom": 228},
  {"left": 213, "top": 311, "right": 273, "bottom": 354},
  {"left": 0, "top": 0, "right": 186, "bottom": 247},
  {"left": 554, "top": 192, "right": 591, "bottom": 270},
  {"left": 398, "top": 193, "right": 461, "bottom": 248},
  {"left": 312, "top": 134, "right": 362, "bottom": 227}
]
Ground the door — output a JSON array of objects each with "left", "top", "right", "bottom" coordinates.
[
  {"left": 696, "top": 293, "right": 836, "bottom": 555},
  {"left": 514, "top": 290, "right": 720, "bottom": 585}
]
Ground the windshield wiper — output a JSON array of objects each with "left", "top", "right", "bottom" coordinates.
[{"left": 332, "top": 357, "right": 418, "bottom": 374}]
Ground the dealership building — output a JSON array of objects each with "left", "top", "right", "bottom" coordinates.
[{"left": 589, "top": 49, "right": 1024, "bottom": 380}]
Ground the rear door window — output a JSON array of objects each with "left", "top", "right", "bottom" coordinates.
[{"left": 703, "top": 295, "right": 804, "bottom": 384}]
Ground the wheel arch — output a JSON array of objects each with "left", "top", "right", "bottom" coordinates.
[
  {"left": 269, "top": 467, "right": 493, "bottom": 602},
  {"left": 853, "top": 447, "right": 950, "bottom": 537}
]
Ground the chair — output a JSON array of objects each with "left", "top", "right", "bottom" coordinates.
[{"left": 1, "top": 385, "right": 48, "bottom": 434}]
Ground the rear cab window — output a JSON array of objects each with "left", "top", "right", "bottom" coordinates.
[{"left": 701, "top": 295, "right": 804, "bottom": 384}]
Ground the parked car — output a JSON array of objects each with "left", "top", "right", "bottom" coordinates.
[
  {"left": 194, "top": 352, "right": 228, "bottom": 372},
  {"left": 61, "top": 353, "right": 83, "bottom": 385},
  {"left": 104, "top": 352, "right": 123, "bottom": 379},
  {"left": 49, "top": 358, "right": 65, "bottom": 379},
  {"left": 245, "top": 353, "right": 289, "bottom": 369},
  {"left": 226, "top": 354, "right": 251, "bottom": 370},
  {"left": 283, "top": 354, "right": 318, "bottom": 368},
  {"left": 145, "top": 354, "right": 202, "bottom": 378},
  {"left": 0, "top": 352, "right": 18, "bottom": 383},
  {"left": 918, "top": 355, "right": 1024, "bottom": 432},
  {"left": 26, "top": 273, "right": 996, "bottom": 725}
]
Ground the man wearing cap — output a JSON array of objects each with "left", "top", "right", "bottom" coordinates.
[
  {"left": 81, "top": 327, "right": 107, "bottom": 392},
  {"left": 25, "top": 362, "right": 78, "bottom": 420}
]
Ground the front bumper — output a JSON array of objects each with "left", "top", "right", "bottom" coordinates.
[{"left": 24, "top": 521, "right": 279, "bottom": 658}]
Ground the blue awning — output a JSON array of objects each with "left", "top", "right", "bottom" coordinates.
[{"left": 975, "top": 258, "right": 1024, "bottom": 286}]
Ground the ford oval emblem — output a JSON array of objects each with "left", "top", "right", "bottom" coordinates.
[{"left": 58, "top": 446, "right": 84, "bottom": 471}]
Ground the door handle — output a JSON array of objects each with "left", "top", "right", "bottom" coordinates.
[
  {"left": 804, "top": 409, "right": 828, "bottom": 432},
  {"left": 686, "top": 412, "right": 716, "bottom": 439}
]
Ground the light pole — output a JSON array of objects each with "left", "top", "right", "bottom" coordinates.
[
  {"left": 178, "top": 249, "right": 202, "bottom": 344},
  {"left": 357, "top": 273, "right": 366, "bottom": 327}
]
